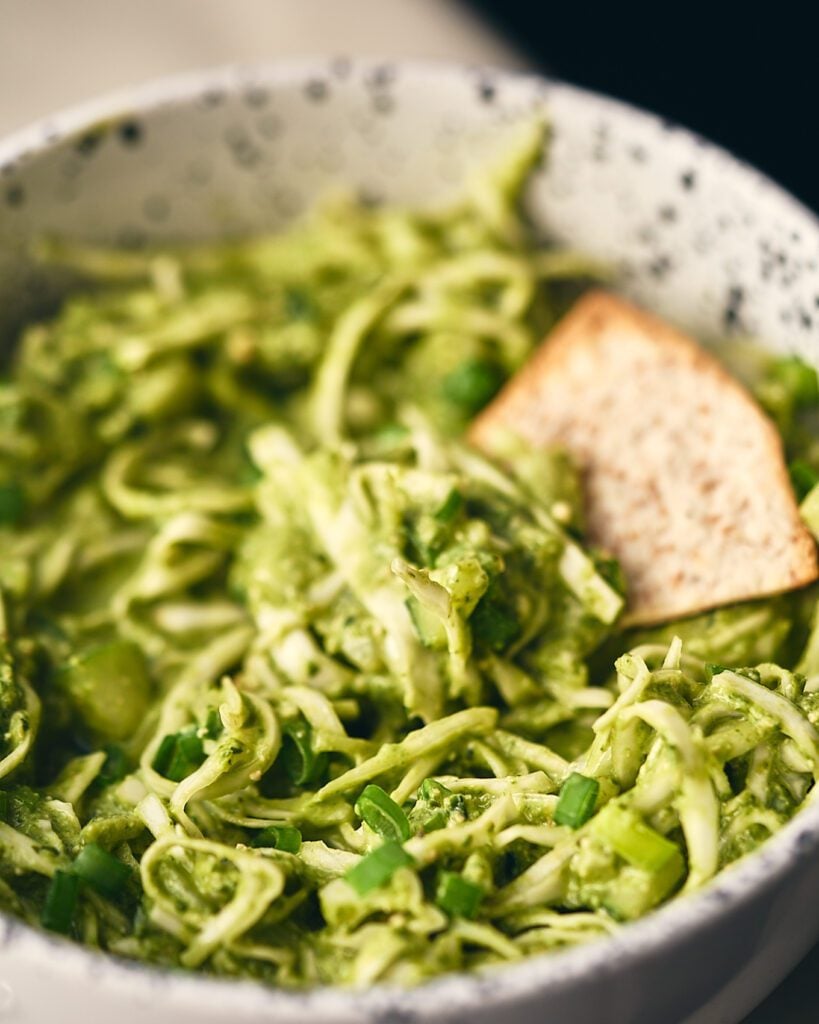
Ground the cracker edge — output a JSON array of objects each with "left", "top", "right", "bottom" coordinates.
[{"left": 469, "top": 289, "right": 819, "bottom": 624}]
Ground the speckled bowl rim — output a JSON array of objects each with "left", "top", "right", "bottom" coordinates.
[{"left": 2, "top": 57, "right": 819, "bottom": 1019}]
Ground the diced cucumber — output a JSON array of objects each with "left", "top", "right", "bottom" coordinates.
[{"left": 59, "top": 641, "right": 152, "bottom": 742}]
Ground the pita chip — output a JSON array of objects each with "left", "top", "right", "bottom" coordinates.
[{"left": 469, "top": 290, "right": 819, "bottom": 625}]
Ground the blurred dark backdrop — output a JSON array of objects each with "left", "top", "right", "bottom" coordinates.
[{"left": 461, "top": 4, "right": 819, "bottom": 214}]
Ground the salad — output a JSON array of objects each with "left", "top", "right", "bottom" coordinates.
[{"left": 2, "top": 122, "right": 819, "bottom": 988}]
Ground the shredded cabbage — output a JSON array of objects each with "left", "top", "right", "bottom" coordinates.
[{"left": 1, "top": 121, "right": 819, "bottom": 989}]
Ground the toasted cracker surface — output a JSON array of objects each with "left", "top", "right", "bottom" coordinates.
[{"left": 470, "top": 290, "right": 819, "bottom": 625}]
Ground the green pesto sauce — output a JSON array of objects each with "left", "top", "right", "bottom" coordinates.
[{"left": 2, "top": 121, "right": 819, "bottom": 988}]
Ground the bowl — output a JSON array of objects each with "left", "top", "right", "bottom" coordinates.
[{"left": 1, "top": 58, "right": 819, "bottom": 1024}]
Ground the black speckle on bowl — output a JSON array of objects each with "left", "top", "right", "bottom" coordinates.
[
  {"left": 477, "top": 78, "right": 497, "bottom": 104},
  {"left": 722, "top": 285, "right": 746, "bottom": 330},
  {"left": 591, "top": 121, "right": 611, "bottom": 163},
  {"left": 648, "top": 254, "right": 674, "bottom": 280},
  {"left": 366, "top": 63, "right": 396, "bottom": 91},
  {"left": 4, "top": 182, "right": 24, "bottom": 207},
  {"left": 75, "top": 130, "right": 104, "bottom": 157},
  {"left": 223, "top": 124, "right": 263, "bottom": 170},
  {"left": 304, "top": 79, "right": 329, "bottom": 103},
  {"left": 200, "top": 88, "right": 226, "bottom": 109},
  {"left": 242, "top": 85, "right": 269, "bottom": 110},
  {"left": 118, "top": 120, "right": 144, "bottom": 147}
]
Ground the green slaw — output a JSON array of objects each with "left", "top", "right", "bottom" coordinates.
[{"left": 3, "top": 121, "right": 819, "bottom": 987}]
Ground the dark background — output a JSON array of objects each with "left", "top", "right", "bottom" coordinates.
[{"left": 461, "top": 4, "right": 819, "bottom": 214}]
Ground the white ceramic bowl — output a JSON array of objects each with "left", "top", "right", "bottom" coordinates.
[{"left": 2, "top": 59, "right": 819, "bottom": 1024}]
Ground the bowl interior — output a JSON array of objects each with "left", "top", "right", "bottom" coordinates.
[
  {"left": 1, "top": 60, "right": 818, "bottom": 354},
  {"left": 3, "top": 57, "right": 819, "bottom": 1024}
]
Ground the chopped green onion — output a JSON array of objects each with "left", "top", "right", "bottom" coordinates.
[
  {"left": 284, "top": 287, "right": 315, "bottom": 321},
  {"left": 0, "top": 481, "right": 25, "bottom": 526},
  {"left": 471, "top": 595, "right": 520, "bottom": 652},
  {"left": 553, "top": 772, "right": 599, "bottom": 828},
  {"left": 152, "top": 727, "right": 205, "bottom": 783},
  {"left": 790, "top": 460, "right": 819, "bottom": 501},
  {"left": 167, "top": 730, "right": 205, "bottom": 782},
  {"left": 410, "top": 778, "right": 457, "bottom": 833},
  {"left": 72, "top": 843, "right": 131, "bottom": 899},
  {"left": 705, "top": 664, "right": 760, "bottom": 685},
  {"left": 281, "top": 719, "right": 327, "bottom": 786},
  {"left": 41, "top": 870, "right": 81, "bottom": 934},
  {"left": 404, "top": 516, "right": 440, "bottom": 567},
  {"left": 151, "top": 734, "right": 177, "bottom": 776},
  {"left": 441, "top": 358, "right": 505, "bottom": 415},
  {"left": 97, "top": 745, "right": 129, "bottom": 787},
  {"left": 417, "top": 809, "right": 447, "bottom": 833},
  {"left": 594, "top": 553, "right": 627, "bottom": 594},
  {"left": 435, "top": 871, "right": 484, "bottom": 918},
  {"left": 705, "top": 663, "right": 729, "bottom": 683},
  {"left": 250, "top": 824, "right": 302, "bottom": 853},
  {"left": 152, "top": 727, "right": 206, "bottom": 782},
  {"left": 205, "top": 707, "right": 223, "bottom": 739},
  {"left": 355, "top": 784, "right": 411, "bottom": 842},
  {"left": 420, "top": 778, "right": 452, "bottom": 802},
  {"left": 772, "top": 355, "right": 819, "bottom": 408},
  {"left": 345, "top": 840, "right": 415, "bottom": 895},
  {"left": 591, "top": 805, "right": 686, "bottom": 919},
  {"left": 590, "top": 804, "right": 682, "bottom": 874},
  {"left": 434, "top": 488, "right": 463, "bottom": 523}
]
